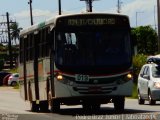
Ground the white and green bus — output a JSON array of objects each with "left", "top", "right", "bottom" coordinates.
[{"left": 19, "top": 13, "right": 133, "bottom": 112}]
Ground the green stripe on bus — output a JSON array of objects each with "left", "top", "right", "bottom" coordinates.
[{"left": 38, "top": 22, "right": 45, "bottom": 28}]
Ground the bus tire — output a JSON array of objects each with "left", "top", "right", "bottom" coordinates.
[
  {"left": 92, "top": 104, "right": 101, "bottom": 110},
  {"left": 82, "top": 102, "right": 92, "bottom": 113},
  {"left": 113, "top": 96, "right": 125, "bottom": 113},
  {"left": 30, "top": 101, "right": 39, "bottom": 112},
  {"left": 51, "top": 100, "right": 60, "bottom": 113},
  {"left": 82, "top": 103, "right": 100, "bottom": 112},
  {"left": 39, "top": 101, "right": 49, "bottom": 112}
]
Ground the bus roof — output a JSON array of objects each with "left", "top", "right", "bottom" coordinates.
[{"left": 20, "top": 12, "right": 129, "bottom": 37}]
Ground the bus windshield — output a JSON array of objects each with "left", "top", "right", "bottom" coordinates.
[{"left": 55, "top": 28, "right": 132, "bottom": 74}]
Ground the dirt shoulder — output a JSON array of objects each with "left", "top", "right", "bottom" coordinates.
[{"left": 0, "top": 86, "right": 19, "bottom": 92}]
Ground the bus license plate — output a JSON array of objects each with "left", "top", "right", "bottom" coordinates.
[{"left": 75, "top": 74, "right": 89, "bottom": 82}]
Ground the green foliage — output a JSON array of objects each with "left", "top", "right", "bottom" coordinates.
[
  {"left": 10, "top": 22, "right": 22, "bottom": 45},
  {"left": 131, "top": 26, "right": 158, "bottom": 55},
  {"left": 9, "top": 68, "right": 18, "bottom": 73},
  {"left": 131, "top": 54, "right": 148, "bottom": 98},
  {"left": 133, "top": 54, "right": 147, "bottom": 83},
  {"left": 13, "top": 83, "right": 19, "bottom": 89},
  {"left": 132, "top": 83, "right": 138, "bottom": 98}
]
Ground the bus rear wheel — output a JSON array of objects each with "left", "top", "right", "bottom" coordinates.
[
  {"left": 30, "top": 101, "right": 39, "bottom": 112},
  {"left": 39, "top": 101, "right": 49, "bottom": 112}
]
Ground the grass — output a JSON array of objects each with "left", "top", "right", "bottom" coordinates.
[
  {"left": 8, "top": 68, "right": 18, "bottom": 73},
  {"left": 131, "top": 83, "right": 138, "bottom": 99},
  {"left": 13, "top": 84, "right": 19, "bottom": 89}
]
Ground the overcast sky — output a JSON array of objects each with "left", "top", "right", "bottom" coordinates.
[{"left": 0, "top": 0, "right": 157, "bottom": 29}]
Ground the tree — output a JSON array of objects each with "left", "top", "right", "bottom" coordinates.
[
  {"left": 131, "top": 26, "right": 158, "bottom": 55},
  {"left": 10, "top": 22, "right": 22, "bottom": 45}
]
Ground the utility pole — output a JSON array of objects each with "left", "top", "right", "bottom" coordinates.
[
  {"left": 28, "top": 0, "right": 33, "bottom": 25},
  {"left": 80, "top": 0, "right": 99, "bottom": 12},
  {"left": 157, "top": 0, "right": 160, "bottom": 52},
  {"left": 154, "top": 5, "right": 157, "bottom": 31},
  {"left": 117, "top": 0, "right": 122, "bottom": 13},
  {"left": 88, "top": 0, "right": 92, "bottom": 12},
  {"left": 58, "top": 0, "right": 62, "bottom": 15},
  {"left": 6, "top": 12, "right": 13, "bottom": 69}
]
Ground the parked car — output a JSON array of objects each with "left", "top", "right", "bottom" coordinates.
[
  {"left": 3, "top": 74, "right": 12, "bottom": 86},
  {"left": 0, "top": 71, "right": 11, "bottom": 86},
  {"left": 8, "top": 73, "right": 19, "bottom": 86},
  {"left": 138, "top": 57, "right": 160, "bottom": 105}
]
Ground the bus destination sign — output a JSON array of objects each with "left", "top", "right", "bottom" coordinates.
[
  {"left": 57, "top": 15, "right": 129, "bottom": 28},
  {"left": 67, "top": 18, "right": 116, "bottom": 26}
]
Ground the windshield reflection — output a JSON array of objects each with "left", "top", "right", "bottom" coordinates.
[{"left": 55, "top": 29, "right": 131, "bottom": 74}]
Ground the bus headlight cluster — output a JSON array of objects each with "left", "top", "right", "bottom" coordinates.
[
  {"left": 126, "top": 73, "right": 132, "bottom": 80},
  {"left": 124, "top": 73, "right": 133, "bottom": 82},
  {"left": 117, "top": 73, "right": 133, "bottom": 84},
  {"left": 56, "top": 74, "right": 63, "bottom": 81}
]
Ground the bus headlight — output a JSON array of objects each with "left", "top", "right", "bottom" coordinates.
[
  {"left": 126, "top": 73, "right": 132, "bottom": 80},
  {"left": 56, "top": 74, "right": 63, "bottom": 81},
  {"left": 154, "top": 82, "right": 160, "bottom": 88},
  {"left": 117, "top": 73, "right": 133, "bottom": 84}
]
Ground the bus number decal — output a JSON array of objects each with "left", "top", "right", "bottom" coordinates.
[{"left": 75, "top": 74, "right": 89, "bottom": 82}]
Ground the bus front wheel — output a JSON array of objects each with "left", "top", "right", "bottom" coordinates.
[
  {"left": 82, "top": 103, "right": 100, "bottom": 112},
  {"left": 113, "top": 96, "right": 125, "bottom": 113},
  {"left": 51, "top": 100, "right": 60, "bottom": 113}
]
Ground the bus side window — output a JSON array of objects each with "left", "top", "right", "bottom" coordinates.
[
  {"left": 26, "top": 35, "right": 30, "bottom": 61},
  {"left": 42, "top": 29, "right": 46, "bottom": 57},
  {"left": 37, "top": 28, "right": 49, "bottom": 58},
  {"left": 37, "top": 31, "right": 40, "bottom": 58},
  {"left": 30, "top": 34, "right": 34, "bottom": 60},
  {"left": 45, "top": 28, "right": 50, "bottom": 57},
  {"left": 20, "top": 37, "right": 24, "bottom": 63}
]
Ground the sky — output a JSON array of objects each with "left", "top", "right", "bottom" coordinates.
[{"left": 0, "top": 0, "right": 158, "bottom": 29}]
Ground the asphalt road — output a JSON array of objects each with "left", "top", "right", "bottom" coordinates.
[{"left": 0, "top": 87, "right": 160, "bottom": 120}]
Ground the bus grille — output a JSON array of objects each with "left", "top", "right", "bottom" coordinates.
[{"left": 73, "top": 85, "right": 117, "bottom": 94}]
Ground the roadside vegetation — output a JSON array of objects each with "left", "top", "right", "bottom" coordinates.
[
  {"left": 132, "top": 54, "right": 147, "bottom": 98},
  {"left": 131, "top": 25, "right": 158, "bottom": 98}
]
